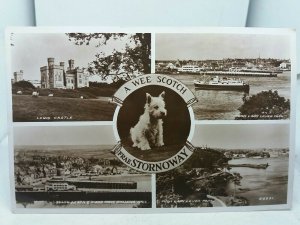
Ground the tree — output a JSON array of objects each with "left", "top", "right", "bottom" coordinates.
[
  {"left": 227, "top": 172, "right": 242, "bottom": 198},
  {"left": 237, "top": 90, "right": 290, "bottom": 120},
  {"left": 16, "top": 173, "right": 23, "bottom": 185},
  {"left": 13, "top": 80, "right": 36, "bottom": 89},
  {"left": 66, "top": 33, "right": 151, "bottom": 81},
  {"left": 88, "top": 156, "right": 99, "bottom": 164}
]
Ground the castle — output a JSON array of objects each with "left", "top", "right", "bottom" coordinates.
[{"left": 40, "top": 58, "right": 89, "bottom": 89}]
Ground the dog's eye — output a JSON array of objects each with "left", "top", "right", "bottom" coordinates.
[{"left": 154, "top": 106, "right": 159, "bottom": 109}]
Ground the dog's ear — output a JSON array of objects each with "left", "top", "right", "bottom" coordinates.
[
  {"left": 159, "top": 91, "right": 165, "bottom": 99},
  {"left": 146, "top": 93, "right": 152, "bottom": 104}
]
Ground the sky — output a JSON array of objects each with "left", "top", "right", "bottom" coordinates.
[
  {"left": 10, "top": 33, "right": 133, "bottom": 80},
  {"left": 192, "top": 123, "right": 289, "bottom": 149},
  {"left": 14, "top": 125, "right": 116, "bottom": 146},
  {"left": 156, "top": 33, "right": 291, "bottom": 61}
]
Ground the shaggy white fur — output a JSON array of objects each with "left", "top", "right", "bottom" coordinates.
[{"left": 130, "top": 91, "right": 167, "bottom": 150}]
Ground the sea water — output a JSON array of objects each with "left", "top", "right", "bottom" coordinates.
[
  {"left": 166, "top": 72, "right": 290, "bottom": 120},
  {"left": 228, "top": 157, "right": 289, "bottom": 205}
]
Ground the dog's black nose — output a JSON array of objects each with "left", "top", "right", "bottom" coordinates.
[{"left": 161, "top": 112, "right": 165, "bottom": 116}]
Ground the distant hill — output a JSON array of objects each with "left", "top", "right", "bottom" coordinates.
[
  {"left": 210, "top": 147, "right": 289, "bottom": 153},
  {"left": 15, "top": 145, "right": 116, "bottom": 160}
]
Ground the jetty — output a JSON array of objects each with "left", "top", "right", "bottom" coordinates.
[
  {"left": 228, "top": 163, "right": 269, "bottom": 169},
  {"left": 201, "top": 71, "right": 277, "bottom": 77}
]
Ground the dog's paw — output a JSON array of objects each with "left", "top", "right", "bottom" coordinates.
[
  {"left": 155, "top": 142, "right": 164, "bottom": 147},
  {"left": 140, "top": 145, "right": 151, "bottom": 151}
]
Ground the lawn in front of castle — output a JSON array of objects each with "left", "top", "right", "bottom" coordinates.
[{"left": 13, "top": 95, "right": 116, "bottom": 122}]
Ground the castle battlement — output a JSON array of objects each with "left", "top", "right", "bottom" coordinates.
[
  {"left": 40, "top": 58, "right": 89, "bottom": 89},
  {"left": 13, "top": 70, "right": 24, "bottom": 83}
]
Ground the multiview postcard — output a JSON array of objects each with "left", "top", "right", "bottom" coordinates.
[{"left": 6, "top": 27, "right": 296, "bottom": 213}]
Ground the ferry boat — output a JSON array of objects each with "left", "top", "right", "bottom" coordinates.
[{"left": 194, "top": 76, "right": 250, "bottom": 92}]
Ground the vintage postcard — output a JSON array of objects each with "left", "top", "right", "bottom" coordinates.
[
  {"left": 155, "top": 33, "right": 292, "bottom": 120},
  {"left": 6, "top": 27, "right": 296, "bottom": 213}
]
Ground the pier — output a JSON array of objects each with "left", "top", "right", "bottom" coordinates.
[
  {"left": 228, "top": 163, "right": 269, "bottom": 169},
  {"left": 201, "top": 71, "right": 277, "bottom": 77},
  {"left": 16, "top": 191, "right": 151, "bottom": 203}
]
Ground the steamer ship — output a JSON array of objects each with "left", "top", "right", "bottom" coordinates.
[{"left": 194, "top": 76, "right": 250, "bottom": 92}]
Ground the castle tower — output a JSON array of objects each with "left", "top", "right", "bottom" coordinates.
[
  {"left": 41, "top": 58, "right": 65, "bottom": 89},
  {"left": 48, "top": 57, "right": 54, "bottom": 67},
  {"left": 14, "top": 70, "right": 23, "bottom": 83},
  {"left": 13, "top": 70, "right": 24, "bottom": 83},
  {"left": 68, "top": 59, "right": 74, "bottom": 70},
  {"left": 48, "top": 58, "right": 55, "bottom": 88},
  {"left": 60, "top": 62, "right": 66, "bottom": 86}
]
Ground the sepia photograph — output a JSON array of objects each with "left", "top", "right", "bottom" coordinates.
[
  {"left": 13, "top": 126, "right": 152, "bottom": 208},
  {"left": 10, "top": 32, "right": 151, "bottom": 122},
  {"left": 7, "top": 27, "right": 296, "bottom": 213},
  {"left": 116, "top": 85, "right": 191, "bottom": 162},
  {"left": 155, "top": 33, "right": 292, "bottom": 120},
  {"left": 156, "top": 123, "right": 290, "bottom": 208}
]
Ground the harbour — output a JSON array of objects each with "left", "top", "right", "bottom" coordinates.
[
  {"left": 164, "top": 71, "right": 290, "bottom": 120},
  {"left": 228, "top": 156, "right": 289, "bottom": 206},
  {"left": 14, "top": 146, "right": 152, "bottom": 208}
]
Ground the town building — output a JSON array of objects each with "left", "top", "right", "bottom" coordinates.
[
  {"left": 40, "top": 58, "right": 89, "bottom": 89},
  {"left": 27, "top": 80, "right": 41, "bottom": 88},
  {"left": 166, "top": 63, "right": 177, "bottom": 70},
  {"left": 279, "top": 62, "right": 291, "bottom": 70},
  {"left": 178, "top": 65, "right": 201, "bottom": 73}
]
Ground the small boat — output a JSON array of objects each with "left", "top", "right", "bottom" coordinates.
[{"left": 194, "top": 76, "right": 250, "bottom": 92}]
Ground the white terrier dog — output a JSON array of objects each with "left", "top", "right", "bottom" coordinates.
[{"left": 130, "top": 91, "right": 167, "bottom": 150}]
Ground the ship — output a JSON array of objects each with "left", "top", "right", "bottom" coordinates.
[{"left": 194, "top": 76, "right": 250, "bottom": 92}]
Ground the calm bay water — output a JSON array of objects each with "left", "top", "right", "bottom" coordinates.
[
  {"left": 167, "top": 72, "right": 290, "bottom": 120},
  {"left": 228, "top": 157, "right": 289, "bottom": 206}
]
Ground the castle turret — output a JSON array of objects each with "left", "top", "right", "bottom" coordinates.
[
  {"left": 60, "top": 62, "right": 65, "bottom": 68},
  {"left": 13, "top": 70, "right": 24, "bottom": 82},
  {"left": 68, "top": 59, "right": 74, "bottom": 70},
  {"left": 48, "top": 57, "right": 54, "bottom": 67}
]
